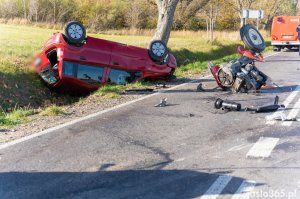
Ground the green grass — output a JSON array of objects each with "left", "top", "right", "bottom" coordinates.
[
  {"left": 40, "top": 105, "right": 66, "bottom": 116},
  {"left": 0, "top": 108, "right": 33, "bottom": 127},
  {"left": 175, "top": 53, "right": 241, "bottom": 77},
  {"left": 95, "top": 81, "right": 151, "bottom": 97}
]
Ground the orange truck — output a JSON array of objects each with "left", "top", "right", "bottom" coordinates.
[{"left": 271, "top": 16, "right": 300, "bottom": 51}]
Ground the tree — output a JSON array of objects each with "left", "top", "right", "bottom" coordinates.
[
  {"left": 22, "top": 0, "right": 27, "bottom": 19},
  {"left": 223, "top": 0, "right": 256, "bottom": 27},
  {"left": 202, "top": 0, "right": 220, "bottom": 41},
  {"left": 152, "top": 0, "right": 180, "bottom": 45},
  {"left": 173, "top": 0, "right": 209, "bottom": 30},
  {"left": 28, "top": 0, "right": 39, "bottom": 22}
]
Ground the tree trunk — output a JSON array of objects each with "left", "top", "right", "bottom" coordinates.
[
  {"left": 152, "top": 0, "right": 179, "bottom": 45},
  {"left": 22, "top": 0, "right": 27, "bottom": 19}
]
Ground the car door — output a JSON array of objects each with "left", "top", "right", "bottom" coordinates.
[{"left": 109, "top": 42, "right": 148, "bottom": 71}]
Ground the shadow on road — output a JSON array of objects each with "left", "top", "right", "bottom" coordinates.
[{"left": 0, "top": 169, "right": 264, "bottom": 199}]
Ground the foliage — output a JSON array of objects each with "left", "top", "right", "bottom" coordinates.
[{"left": 0, "top": 0, "right": 298, "bottom": 31}]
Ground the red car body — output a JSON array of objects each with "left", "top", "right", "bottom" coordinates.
[{"left": 33, "top": 33, "right": 177, "bottom": 93}]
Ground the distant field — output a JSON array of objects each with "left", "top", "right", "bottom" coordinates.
[{"left": 0, "top": 23, "right": 271, "bottom": 126}]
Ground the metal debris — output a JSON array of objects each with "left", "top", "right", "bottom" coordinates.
[
  {"left": 125, "top": 88, "right": 154, "bottom": 93},
  {"left": 246, "top": 96, "right": 285, "bottom": 113},
  {"left": 155, "top": 98, "right": 168, "bottom": 107},
  {"left": 214, "top": 98, "right": 241, "bottom": 111}
]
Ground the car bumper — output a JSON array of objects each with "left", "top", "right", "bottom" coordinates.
[{"left": 271, "top": 41, "right": 300, "bottom": 45}]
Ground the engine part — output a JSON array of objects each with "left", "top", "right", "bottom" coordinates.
[
  {"left": 214, "top": 98, "right": 241, "bottom": 111},
  {"left": 232, "top": 76, "right": 244, "bottom": 92}
]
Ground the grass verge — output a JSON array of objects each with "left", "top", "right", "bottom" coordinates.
[
  {"left": 0, "top": 108, "right": 33, "bottom": 127},
  {"left": 95, "top": 81, "right": 151, "bottom": 98},
  {"left": 40, "top": 105, "right": 66, "bottom": 116}
]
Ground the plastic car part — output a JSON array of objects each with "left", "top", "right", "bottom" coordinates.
[
  {"left": 240, "top": 24, "right": 266, "bottom": 53},
  {"left": 63, "top": 21, "right": 86, "bottom": 45},
  {"left": 214, "top": 98, "right": 241, "bottom": 111},
  {"left": 148, "top": 40, "right": 168, "bottom": 62}
]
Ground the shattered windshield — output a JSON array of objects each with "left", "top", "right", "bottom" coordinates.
[{"left": 40, "top": 66, "right": 59, "bottom": 85}]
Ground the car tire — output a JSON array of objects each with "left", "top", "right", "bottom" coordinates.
[
  {"left": 273, "top": 46, "right": 281, "bottom": 52},
  {"left": 63, "top": 21, "right": 86, "bottom": 45},
  {"left": 240, "top": 24, "right": 266, "bottom": 53},
  {"left": 148, "top": 40, "right": 168, "bottom": 62}
]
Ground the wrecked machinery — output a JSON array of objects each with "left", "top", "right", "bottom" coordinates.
[{"left": 208, "top": 24, "right": 268, "bottom": 93}]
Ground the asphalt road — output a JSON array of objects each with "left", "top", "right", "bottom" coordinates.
[{"left": 1, "top": 50, "right": 300, "bottom": 199}]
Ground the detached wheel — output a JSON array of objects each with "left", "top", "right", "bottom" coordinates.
[
  {"left": 148, "top": 40, "right": 168, "bottom": 62},
  {"left": 240, "top": 24, "right": 266, "bottom": 53},
  {"left": 63, "top": 21, "right": 86, "bottom": 45}
]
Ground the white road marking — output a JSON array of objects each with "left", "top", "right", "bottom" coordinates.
[
  {"left": 231, "top": 180, "right": 256, "bottom": 199},
  {"left": 282, "top": 97, "right": 300, "bottom": 126},
  {"left": 264, "top": 51, "right": 282, "bottom": 58},
  {"left": 246, "top": 137, "right": 279, "bottom": 158},
  {"left": 228, "top": 144, "right": 252, "bottom": 152},
  {"left": 0, "top": 75, "right": 210, "bottom": 150},
  {"left": 266, "top": 84, "right": 300, "bottom": 125},
  {"left": 197, "top": 175, "right": 232, "bottom": 199},
  {"left": 175, "top": 158, "right": 185, "bottom": 162}
]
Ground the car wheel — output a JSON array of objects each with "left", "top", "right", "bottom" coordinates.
[
  {"left": 63, "top": 21, "right": 86, "bottom": 45},
  {"left": 148, "top": 40, "right": 168, "bottom": 62},
  {"left": 240, "top": 24, "right": 266, "bottom": 53},
  {"left": 273, "top": 46, "right": 281, "bottom": 52}
]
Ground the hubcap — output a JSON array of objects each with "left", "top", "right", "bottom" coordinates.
[
  {"left": 249, "top": 29, "right": 262, "bottom": 45},
  {"left": 152, "top": 42, "right": 166, "bottom": 56},
  {"left": 68, "top": 24, "right": 83, "bottom": 39}
]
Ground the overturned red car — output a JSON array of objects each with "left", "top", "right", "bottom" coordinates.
[{"left": 33, "top": 21, "right": 177, "bottom": 93}]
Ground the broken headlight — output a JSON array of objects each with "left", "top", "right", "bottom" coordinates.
[{"left": 34, "top": 57, "right": 42, "bottom": 67}]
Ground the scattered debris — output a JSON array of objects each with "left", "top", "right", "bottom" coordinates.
[
  {"left": 214, "top": 96, "right": 285, "bottom": 113},
  {"left": 155, "top": 83, "right": 168, "bottom": 89},
  {"left": 155, "top": 98, "right": 168, "bottom": 107},
  {"left": 214, "top": 98, "right": 241, "bottom": 111},
  {"left": 196, "top": 83, "right": 205, "bottom": 92},
  {"left": 246, "top": 96, "right": 285, "bottom": 113},
  {"left": 125, "top": 88, "right": 154, "bottom": 93}
]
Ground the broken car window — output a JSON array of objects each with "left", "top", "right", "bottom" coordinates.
[
  {"left": 108, "top": 69, "right": 141, "bottom": 85},
  {"left": 62, "top": 61, "right": 104, "bottom": 85},
  {"left": 77, "top": 64, "right": 103, "bottom": 85}
]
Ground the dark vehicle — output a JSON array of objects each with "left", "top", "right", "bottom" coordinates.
[
  {"left": 208, "top": 24, "right": 268, "bottom": 93},
  {"left": 33, "top": 21, "right": 177, "bottom": 93}
]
